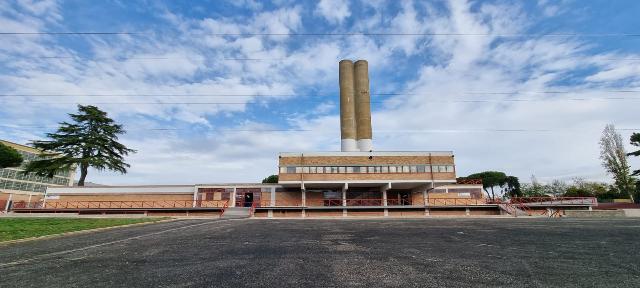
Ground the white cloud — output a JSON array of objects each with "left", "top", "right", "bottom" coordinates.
[{"left": 315, "top": 0, "right": 351, "bottom": 24}]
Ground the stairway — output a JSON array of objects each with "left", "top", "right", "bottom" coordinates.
[
  {"left": 221, "top": 207, "right": 252, "bottom": 219},
  {"left": 498, "top": 203, "right": 530, "bottom": 217}
]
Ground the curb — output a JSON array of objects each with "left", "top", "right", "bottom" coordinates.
[{"left": 0, "top": 218, "right": 177, "bottom": 246}]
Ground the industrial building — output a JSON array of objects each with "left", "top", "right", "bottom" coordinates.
[
  {"left": 0, "top": 140, "right": 75, "bottom": 208},
  {"left": 5, "top": 60, "right": 596, "bottom": 217}
]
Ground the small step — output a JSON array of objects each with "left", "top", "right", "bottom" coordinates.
[{"left": 221, "top": 207, "right": 252, "bottom": 219}]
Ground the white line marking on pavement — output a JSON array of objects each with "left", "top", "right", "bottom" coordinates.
[{"left": 0, "top": 220, "right": 228, "bottom": 268}]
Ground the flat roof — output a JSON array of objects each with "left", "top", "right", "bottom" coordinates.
[
  {"left": 0, "top": 139, "right": 41, "bottom": 154},
  {"left": 279, "top": 151, "right": 454, "bottom": 157}
]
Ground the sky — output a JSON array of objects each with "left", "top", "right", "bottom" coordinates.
[{"left": 0, "top": 0, "right": 638, "bottom": 185}]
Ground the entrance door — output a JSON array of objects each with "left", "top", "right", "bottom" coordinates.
[
  {"left": 243, "top": 193, "right": 254, "bottom": 207},
  {"left": 400, "top": 192, "right": 411, "bottom": 205}
]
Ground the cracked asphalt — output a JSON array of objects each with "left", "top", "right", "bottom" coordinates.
[{"left": 0, "top": 218, "right": 639, "bottom": 288}]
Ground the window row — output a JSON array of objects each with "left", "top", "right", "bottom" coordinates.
[
  {"left": 13, "top": 151, "right": 71, "bottom": 177},
  {"left": 280, "top": 165, "right": 455, "bottom": 174},
  {"left": 0, "top": 169, "right": 70, "bottom": 185},
  {"left": 0, "top": 179, "right": 47, "bottom": 193}
]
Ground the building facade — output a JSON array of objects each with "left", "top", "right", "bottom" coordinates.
[{"left": 0, "top": 140, "right": 75, "bottom": 203}]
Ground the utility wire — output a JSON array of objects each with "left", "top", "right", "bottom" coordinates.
[
  {"left": 1, "top": 32, "right": 639, "bottom": 37},
  {"left": 1, "top": 90, "right": 640, "bottom": 97},
  {"left": 3, "top": 97, "right": 639, "bottom": 105},
  {"left": 0, "top": 124, "right": 636, "bottom": 133}
]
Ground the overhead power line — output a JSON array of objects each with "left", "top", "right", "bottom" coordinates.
[
  {"left": 0, "top": 124, "right": 637, "bottom": 133},
  {"left": 2, "top": 90, "right": 640, "bottom": 97},
  {"left": 3, "top": 97, "right": 638, "bottom": 105},
  {"left": 1, "top": 32, "right": 639, "bottom": 37}
]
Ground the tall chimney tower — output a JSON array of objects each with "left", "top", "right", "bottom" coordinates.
[
  {"left": 354, "top": 60, "right": 372, "bottom": 152},
  {"left": 339, "top": 59, "right": 373, "bottom": 152},
  {"left": 339, "top": 60, "right": 357, "bottom": 152}
]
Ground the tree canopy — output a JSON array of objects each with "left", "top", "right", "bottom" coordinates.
[
  {"left": 0, "top": 142, "right": 23, "bottom": 168},
  {"left": 262, "top": 175, "right": 278, "bottom": 183},
  {"left": 24, "top": 105, "right": 136, "bottom": 186},
  {"left": 629, "top": 132, "right": 640, "bottom": 176},
  {"left": 599, "top": 124, "right": 635, "bottom": 202},
  {"left": 460, "top": 171, "right": 520, "bottom": 200}
]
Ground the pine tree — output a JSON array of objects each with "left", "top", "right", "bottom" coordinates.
[{"left": 25, "top": 105, "right": 136, "bottom": 186}]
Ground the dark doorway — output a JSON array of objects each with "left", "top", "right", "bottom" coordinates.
[
  {"left": 243, "top": 193, "right": 254, "bottom": 207},
  {"left": 387, "top": 190, "right": 412, "bottom": 206}
]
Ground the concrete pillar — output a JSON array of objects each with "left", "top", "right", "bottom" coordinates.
[
  {"left": 342, "top": 183, "right": 347, "bottom": 207},
  {"left": 4, "top": 193, "right": 12, "bottom": 212},
  {"left": 27, "top": 194, "right": 32, "bottom": 207},
  {"left": 354, "top": 60, "right": 372, "bottom": 152},
  {"left": 339, "top": 60, "right": 357, "bottom": 152},
  {"left": 192, "top": 188, "right": 198, "bottom": 208},
  {"left": 270, "top": 187, "right": 276, "bottom": 207},
  {"left": 465, "top": 208, "right": 470, "bottom": 216},
  {"left": 424, "top": 208, "right": 430, "bottom": 216},
  {"left": 302, "top": 189, "right": 306, "bottom": 207},
  {"left": 231, "top": 187, "right": 237, "bottom": 207},
  {"left": 342, "top": 183, "right": 348, "bottom": 217},
  {"left": 268, "top": 209, "right": 273, "bottom": 218}
]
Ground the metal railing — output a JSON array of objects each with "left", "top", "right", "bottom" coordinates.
[
  {"left": 510, "top": 197, "right": 597, "bottom": 205},
  {"left": 426, "top": 198, "right": 488, "bottom": 206},
  {"left": 11, "top": 200, "right": 229, "bottom": 210},
  {"left": 305, "top": 199, "right": 343, "bottom": 207}
]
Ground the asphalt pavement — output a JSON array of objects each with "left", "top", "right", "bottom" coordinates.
[{"left": 0, "top": 218, "right": 639, "bottom": 288}]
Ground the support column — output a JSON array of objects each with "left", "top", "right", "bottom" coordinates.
[
  {"left": 465, "top": 208, "right": 470, "bottom": 216},
  {"left": 231, "top": 187, "right": 237, "bottom": 207},
  {"left": 302, "top": 189, "right": 306, "bottom": 207},
  {"left": 342, "top": 183, "right": 348, "bottom": 217},
  {"left": 4, "top": 193, "right": 13, "bottom": 212},
  {"left": 270, "top": 187, "right": 276, "bottom": 207},
  {"left": 268, "top": 209, "right": 273, "bottom": 218},
  {"left": 27, "top": 194, "right": 32, "bottom": 207},
  {"left": 424, "top": 208, "right": 430, "bottom": 216},
  {"left": 381, "top": 183, "right": 390, "bottom": 217},
  {"left": 192, "top": 187, "right": 198, "bottom": 208}
]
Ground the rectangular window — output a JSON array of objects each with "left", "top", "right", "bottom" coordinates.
[
  {"left": 331, "top": 167, "right": 339, "bottom": 173},
  {"left": 318, "top": 167, "right": 325, "bottom": 173},
  {"left": 389, "top": 166, "right": 397, "bottom": 173},
  {"left": 286, "top": 166, "right": 295, "bottom": 173},
  {"left": 402, "top": 166, "right": 410, "bottom": 173},
  {"left": 302, "top": 167, "right": 309, "bottom": 173},
  {"left": 279, "top": 167, "right": 286, "bottom": 173},
  {"left": 346, "top": 166, "right": 354, "bottom": 173},
  {"left": 368, "top": 166, "right": 375, "bottom": 173},
  {"left": 310, "top": 167, "right": 317, "bottom": 173},
  {"left": 446, "top": 165, "right": 454, "bottom": 173},
  {"left": 295, "top": 167, "right": 303, "bottom": 173},
  {"left": 381, "top": 166, "right": 388, "bottom": 173},
  {"left": 338, "top": 167, "right": 346, "bottom": 173},
  {"left": 352, "top": 166, "right": 361, "bottom": 173},
  {"left": 417, "top": 165, "right": 425, "bottom": 173},
  {"left": 410, "top": 166, "right": 417, "bottom": 173}
]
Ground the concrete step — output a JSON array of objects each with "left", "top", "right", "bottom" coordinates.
[{"left": 222, "top": 207, "right": 251, "bottom": 219}]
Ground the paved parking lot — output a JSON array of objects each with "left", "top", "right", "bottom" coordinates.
[{"left": 0, "top": 218, "right": 639, "bottom": 287}]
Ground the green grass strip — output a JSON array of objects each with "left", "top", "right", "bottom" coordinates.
[{"left": 0, "top": 217, "right": 165, "bottom": 241}]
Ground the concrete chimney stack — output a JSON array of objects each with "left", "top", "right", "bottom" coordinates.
[
  {"left": 339, "top": 60, "right": 357, "bottom": 152},
  {"left": 339, "top": 59, "right": 373, "bottom": 152},
  {"left": 354, "top": 60, "right": 372, "bottom": 152}
]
